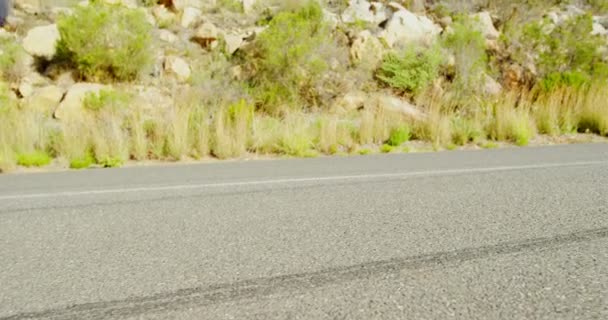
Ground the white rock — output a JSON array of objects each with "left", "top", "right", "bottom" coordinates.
[
  {"left": 379, "top": 9, "right": 441, "bottom": 47},
  {"left": 152, "top": 5, "right": 176, "bottom": 26},
  {"left": 54, "top": 83, "right": 107, "bottom": 120},
  {"left": 164, "top": 56, "right": 191, "bottom": 82},
  {"left": 22, "top": 24, "right": 60, "bottom": 59},
  {"left": 472, "top": 12, "right": 499, "bottom": 40},
  {"left": 341, "top": 0, "right": 390, "bottom": 25},
  {"left": 350, "top": 30, "right": 384, "bottom": 68},
  {"left": 375, "top": 95, "right": 425, "bottom": 120},
  {"left": 242, "top": 0, "right": 257, "bottom": 14},
  {"left": 482, "top": 74, "right": 502, "bottom": 96},
  {"left": 223, "top": 34, "right": 244, "bottom": 55},
  {"left": 159, "top": 29, "right": 178, "bottom": 43},
  {"left": 181, "top": 7, "right": 201, "bottom": 28},
  {"left": 592, "top": 23, "right": 608, "bottom": 36},
  {"left": 195, "top": 22, "right": 218, "bottom": 39},
  {"left": 24, "top": 85, "right": 65, "bottom": 114}
]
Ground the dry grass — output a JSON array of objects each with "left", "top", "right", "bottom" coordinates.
[{"left": 1, "top": 82, "right": 608, "bottom": 172}]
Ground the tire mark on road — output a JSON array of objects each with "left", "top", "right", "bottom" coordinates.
[{"left": 3, "top": 227, "right": 607, "bottom": 320}]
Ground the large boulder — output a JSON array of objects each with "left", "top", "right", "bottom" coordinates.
[
  {"left": 24, "top": 85, "right": 65, "bottom": 115},
  {"left": 471, "top": 12, "right": 499, "bottom": 40},
  {"left": 350, "top": 30, "right": 384, "bottom": 68},
  {"left": 164, "top": 56, "right": 191, "bottom": 82},
  {"left": 341, "top": 0, "right": 390, "bottom": 25},
  {"left": 54, "top": 83, "right": 108, "bottom": 120},
  {"left": 378, "top": 9, "right": 441, "bottom": 48},
  {"left": 180, "top": 6, "right": 201, "bottom": 28},
  {"left": 22, "top": 24, "right": 60, "bottom": 59}
]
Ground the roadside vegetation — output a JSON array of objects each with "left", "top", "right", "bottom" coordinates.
[{"left": 1, "top": 0, "right": 607, "bottom": 172}]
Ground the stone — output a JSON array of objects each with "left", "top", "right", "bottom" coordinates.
[
  {"left": 54, "top": 83, "right": 107, "bottom": 120},
  {"left": 596, "top": 15, "right": 608, "bottom": 29},
  {"left": 14, "top": 0, "right": 44, "bottom": 15},
  {"left": 152, "top": 5, "right": 176, "bottom": 26},
  {"left": 471, "top": 12, "right": 499, "bottom": 40},
  {"left": 374, "top": 94, "right": 426, "bottom": 120},
  {"left": 164, "top": 56, "right": 191, "bottom": 82},
  {"left": 242, "top": 0, "right": 256, "bottom": 14},
  {"left": 341, "top": 0, "right": 390, "bottom": 25},
  {"left": 180, "top": 7, "right": 201, "bottom": 28},
  {"left": 334, "top": 91, "right": 367, "bottom": 113},
  {"left": 24, "top": 85, "right": 65, "bottom": 115},
  {"left": 159, "top": 29, "right": 178, "bottom": 43},
  {"left": 350, "top": 30, "right": 384, "bottom": 68},
  {"left": 22, "top": 24, "right": 60, "bottom": 59},
  {"left": 592, "top": 23, "right": 607, "bottom": 36},
  {"left": 131, "top": 86, "right": 173, "bottom": 119},
  {"left": 482, "top": 74, "right": 502, "bottom": 96},
  {"left": 378, "top": 9, "right": 441, "bottom": 48},
  {"left": 223, "top": 33, "right": 243, "bottom": 55}
]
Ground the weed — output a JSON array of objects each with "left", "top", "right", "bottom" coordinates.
[
  {"left": 386, "top": 125, "right": 411, "bottom": 146},
  {"left": 380, "top": 144, "right": 394, "bottom": 153},
  {"left": 16, "top": 151, "right": 51, "bottom": 167}
]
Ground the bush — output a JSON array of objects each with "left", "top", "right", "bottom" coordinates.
[
  {"left": 442, "top": 15, "right": 488, "bottom": 96},
  {"left": 243, "top": 1, "right": 333, "bottom": 114},
  {"left": 0, "top": 37, "right": 28, "bottom": 82},
  {"left": 377, "top": 46, "right": 443, "bottom": 96},
  {"left": 520, "top": 14, "right": 608, "bottom": 89},
  {"left": 386, "top": 125, "right": 411, "bottom": 146},
  {"left": 56, "top": 1, "right": 153, "bottom": 82},
  {"left": 16, "top": 151, "right": 52, "bottom": 167}
]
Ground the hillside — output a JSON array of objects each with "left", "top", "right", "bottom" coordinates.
[{"left": 1, "top": 0, "right": 607, "bottom": 171}]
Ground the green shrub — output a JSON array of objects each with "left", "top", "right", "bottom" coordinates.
[
  {"left": 380, "top": 144, "right": 395, "bottom": 153},
  {"left": 377, "top": 46, "right": 443, "bottom": 96},
  {"left": 386, "top": 125, "right": 411, "bottom": 146},
  {"left": 442, "top": 15, "right": 488, "bottom": 95},
  {"left": 521, "top": 14, "right": 608, "bottom": 89},
  {"left": 16, "top": 151, "right": 52, "bottom": 167},
  {"left": 244, "top": 1, "right": 332, "bottom": 114},
  {"left": 69, "top": 154, "right": 95, "bottom": 169},
  {"left": 0, "top": 37, "right": 28, "bottom": 82},
  {"left": 56, "top": 1, "right": 153, "bottom": 81},
  {"left": 83, "top": 89, "right": 131, "bottom": 111}
]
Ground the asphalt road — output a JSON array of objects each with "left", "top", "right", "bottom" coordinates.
[{"left": 1, "top": 144, "right": 607, "bottom": 319}]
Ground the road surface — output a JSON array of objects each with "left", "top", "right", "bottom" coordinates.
[{"left": 1, "top": 144, "right": 607, "bottom": 319}]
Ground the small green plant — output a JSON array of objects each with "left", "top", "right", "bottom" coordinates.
[
  {"left": 451, "top": 117, "right": 482, "bottom": 145},
  {"left": 358, "top": 148, "right": 372, "bottom": 155},
  {"left": 56, "top": 1, "right": 153, "bottom": 81},
  {"left": 69, "top": 154, "right": 95, "bottom": 169},
  {"left": 377, "top": 46, "right": 443, "bottom": 96},
  {"left": 16, "top": 151, "right": 52, "bottom": 167},
  {"left": 380, "top": 144, "right": 394, "bottom": 153},
  {"left": 217, "top": 0, "right": 243, "bottom": 12},
  {"left": 386, "top": 125, "right": 411, "bottom": 146},
  {"left": 83, "top": 89, "right": 131, "bottom": 111}
]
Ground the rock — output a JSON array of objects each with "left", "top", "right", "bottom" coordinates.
[
  {"left": 592, "top": 22, "right": 607, "bottom": 36},
  {"left": 439, "top": 16, "right": 453, "bottom": 28},
  {"left": 191, "top": 22, "right": 218, "bottom": 48},
  {"left": 222, "top": 33, "right": 243, "bottom": 55},
  {"left": 17, "top": 73, "right": 47, "bottom": 98},
  {"left": 180, "top": 7, "right": 201, "bottom": 28},
  {"left": 379, "top": 9, "right": 441, "bottom": 48},
  {"left": 374, "top": 94, "right": 425, "bottom": 120},
  {"left": 54, "top": 83, "right": 107, "bottom": 120},
  {"left": 22, "top": 24, "right": 60, "bottom": 59},
  {"left": 482, "top": 74, "right": 502, "bottom": 95},
  {"left": 24, "top": 85, "right": 65, "bottom": 115},
  {"left": 152, "top": 5, "right": 176, "bottom": 26},
  {"left": 131, "top": 86, "right": 173, "bottom": 119},
  {"left": 164, "top": 56, "right": 191, "bottom": 82},
  {"left": 341, "top": 0, "right": 390, "bottom": 25},
  {"left": 158, "top": 29, "right": 178, "bottom": 43},
  {"left": 14, "top": 0, "right": 44, "bottom": 15},
  {"left": 350, "top": 30, "right": 384, "bottom": 68},
  {"left": 471, "top": 12, "right": 499, "bottom": 40},
  {"left": 596, "top": 15, "right": 608, "bottom": 29},
  {"left": 242, "top": 0, "right": 256, "bottom": 14},
  {"left": 334, "top": 91, "right": 367, "bottom": 113}
]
